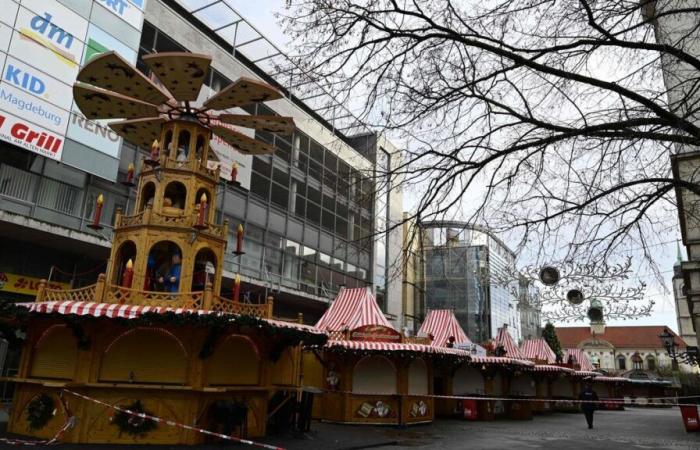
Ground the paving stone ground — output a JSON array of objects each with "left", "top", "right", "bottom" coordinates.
[{"left": 1, "top": 407, "right": 698, "bottom": 449}]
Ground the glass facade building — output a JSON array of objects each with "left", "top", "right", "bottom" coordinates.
[{"left": 419, "top": 223, "right": 525, "bottom": 343}]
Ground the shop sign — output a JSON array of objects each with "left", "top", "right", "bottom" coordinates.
[
  {"left": 95, "top": 0, "right": 145, "bottom": 30},
  {"left": 0, "top": 110, "right": 64, "bottom": 159},
  {"left": 350, "top": 325, "right": 401, "bottom": 342},
  {"left": 10, "top": 0, "right": 88, "bottom": 83},
  {"left": 0, "top": 272, "right": 70, "bottom": 296},
  {"left": 0, "top": 82, "right": 70, "bottom": 134},
  {"left": 3, "top": 56, "right": 74, "bottom": 111}
]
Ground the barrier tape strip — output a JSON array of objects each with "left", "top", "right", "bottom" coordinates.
[
  {"left": 313, "top": 387, "right": 700, "bottom": 408},
  {"left": 0, "top": 393, "right": 75, "bottom": 446},
  {"left": 61, "top": 390, "right": 285, "bottom": 450}
]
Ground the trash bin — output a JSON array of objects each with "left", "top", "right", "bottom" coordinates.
[
  {"left": 462, "top": 399, "right": 478, "bottom": 420},
  {"left": 680, "top": 404, "right": 700, "bottom": 432}
]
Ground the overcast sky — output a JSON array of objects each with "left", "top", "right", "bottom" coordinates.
[{"left": 224, "top": 0, "right": 683, "bottom": 333}]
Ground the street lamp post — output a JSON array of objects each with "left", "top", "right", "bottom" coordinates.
[{"left": 659, "top": 328, "right": 699, "bottom": 368}]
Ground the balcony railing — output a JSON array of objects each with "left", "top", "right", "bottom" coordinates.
[
  {"left": 141, "top": 157, "right": 219, "bottom": 182},
  {"left": 35, "top": 274, "right": 271, "bottom": 319},
  {"left": 116, "top": 208, "right": 228, "bottom": 239}
]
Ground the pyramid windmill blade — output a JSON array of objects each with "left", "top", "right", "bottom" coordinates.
[
  {"left": 74, "top": 83, "right": 160, "bottom": 120},
  {"left": 110, "top": 117, "right": 166, "bottom": 149},
  {"left": 218, "top": 114, "right": 295, "bottom": 134},
  {"left": 211, "top": 125, "right": 274, "bottom": 155},
  {"left": 142, "top": 52, "right": 212, "bottom": 102},
  {"left": 202, "top": 77, "right": 283, "bottom": 111},
  {"left": 77, "top": 51, "right": 171, "bottom": 105}
]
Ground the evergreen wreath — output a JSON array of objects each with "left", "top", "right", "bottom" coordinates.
[
  {"left": 111, "top": 400, "right": 157, "bottom": 437},
  {"left": 26, "top": 394, "right": 54, "bottom": 430}
]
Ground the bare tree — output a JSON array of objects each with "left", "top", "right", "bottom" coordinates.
[{"left": 281, "top": 0, "right": 700, "bottom": 284}]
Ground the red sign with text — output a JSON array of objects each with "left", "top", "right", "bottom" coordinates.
[{"left": 350, "top": 325, "right": 401, "bottom": 342}]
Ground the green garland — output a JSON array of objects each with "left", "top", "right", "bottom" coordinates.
[
  {"left": 26, "top": 394, "right": 54, "bottom": 430},
  {"left": 112, "top": 400, "right": 157, "bottom": 437},
  {"left": 0, "top": 302, "right": 328, "bottom": 350}
]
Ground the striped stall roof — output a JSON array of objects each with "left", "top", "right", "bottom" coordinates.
[
  {"left": 494, "top": 325, "right": 525, "bottom": 359},
  {"left": 315, "top": 287, "right": 392, "bottom": 332},
  {"left": 531, "top": 364, "right": 573, "bottom": 373},
  {"left": 520, "top": 339, "right": 557, "bottom": 363},
  {"left": 564, "top": 348, "right": 596, "bottom": 371},
  {"left": 594, "top": 376, "right": 628, "bottom": 383},
  {"left": 325, "top": 339, "right": 473, "bottom": 357},
  {"left": 470, "top": 356, "right": 534, "bottom": 367},
  {"left": 18, "top": 301, "right": 325, "bottom": 335},
  {"left": 572, "top": 370, "right": 599, "bottom": 378},
  {"left": 418, "top": 310, "right": 471, "bottom": 347}
]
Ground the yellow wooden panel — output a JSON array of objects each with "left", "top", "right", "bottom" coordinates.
[
  {"left": 100, "top": 329, "right": 188, "bottom": 384},
  {"left": 205, "top": 335, "right": 260, "bottom": 386},
  {"left": 29, "top": 326, "right": 77, "bottom": 380},
  {"left": 302, "top": 351, "right": 324, "bottom": 388},
  {"left": 271, "top": 348, "right": 295, "bottom": 386}
]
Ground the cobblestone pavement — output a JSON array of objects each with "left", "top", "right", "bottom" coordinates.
[{"left": 1, "top": 408, "right": 698, "bottom": 449}]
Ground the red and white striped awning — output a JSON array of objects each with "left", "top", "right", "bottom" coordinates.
[
  {"left": 572, "top": 370, "right": 599, "bottom": 378},
  {"left": 19, "top": 301, "right": 325, "bottom": 335},
  {"left": 325, "top": 339, "right": 473, "bottom": 357},
  {"left": 470, "top": 356, "right": 534, "bottom": 367},
  {"left": 593, "top": 376, "right": 627, "bottom": 383},
  {"left": 315, "top": 287, "right": 392, "bottom": 332},
  {"left": 494, "top": 325, "right": 525, "bottom": 359},
  {"left": 418, "top": 309, "right": 471, "bottom": 347},
  {"left": 520, "top": 339, "right": 557, "bottom": 363},
  {"left": 564, "top": 348, "right": 596, "bottom": 371},
  {"left": 531, "top": 364, "right": 573, "bottom": 373}
]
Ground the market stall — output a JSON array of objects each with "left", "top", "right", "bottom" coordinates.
[
  {"left": 310, "top": 290, "right": 471, "bottom": 425},
  {"left": 494, "top": 327, "right": 536, "bottom": 419},
  {"left": 592, "top": 376, "right": 628, "bottom": 410}
]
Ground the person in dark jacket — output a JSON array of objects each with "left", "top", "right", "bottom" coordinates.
[{"left": 579, "top": 379, "right": 599, "bottom": 429}]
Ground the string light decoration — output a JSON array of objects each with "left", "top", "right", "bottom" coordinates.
[{"left": 499, "top": 257, "right": 653, "bottom": 323}]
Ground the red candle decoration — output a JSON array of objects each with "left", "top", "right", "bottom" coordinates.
[
  {"left": 233, "top": 274, "right": 241, "bottom": 302},
  {"left": 121, "top": 258, "right": 134, "bottom": 288},
  {"left": 235, "top": 223, "right": 244, "bottom": 255},
  {"left": 195, "top": 193, "right": 207, "bottom": 229},
  {"left": 88, "top": 194, "right": 104, "bottom": 230},
  {"left": 230, "top": 162, "right": 238, "bottom": 184},
  {"left": 150, "top": 139, "right": 159, "bottom": 160}
]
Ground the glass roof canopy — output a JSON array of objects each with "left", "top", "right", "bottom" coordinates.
[{"left": 174, "top": 0, "right": 371, "bottom": 139}]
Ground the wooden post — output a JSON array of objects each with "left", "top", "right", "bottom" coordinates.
[
  {"left": 203, "top": 281, "right": 213, "bottom": 310},
  {"left": 95, "top": 273, "right": 106, "bottom": 302},
  {"left": 297, "top": 312, "right": 304, "bottom": 324},
  {"left": 267, "top": 295, "right": 274, "bottom": 318},
  {"left": 36, "top": 279, "right": 46, "bottom": 302}
]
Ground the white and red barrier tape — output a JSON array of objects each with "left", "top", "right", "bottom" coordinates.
[
  {"left": 0, "top": 392, "right": 75, "bottom": 446},
  {"left": 61, "top": 389, "right": 285, "bottom": 450}
]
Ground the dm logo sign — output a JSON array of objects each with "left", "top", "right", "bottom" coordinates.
[{"left": 10, "top": 1, "right": 88, "bottom": 82}]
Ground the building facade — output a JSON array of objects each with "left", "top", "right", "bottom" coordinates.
[
  {"left": 416, "top": 222, "right": 534, "bottom": 343},
  {"left": 673, "top": 246, "right": 698, "bottom": 347},
  {"left": 0, "top": 0, "right": 403, "bottom": 326},
  {"left": 556, "top": 325, "right": 693, "bottom": 374},
  {"left": 644, "top": 1, "right": 700, "bottom": 348}
]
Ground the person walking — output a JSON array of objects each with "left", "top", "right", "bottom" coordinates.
[{"left": 579, "top": 379, "right": 599, "bottom": 429}]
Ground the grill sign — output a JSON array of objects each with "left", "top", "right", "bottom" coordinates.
[{"left": 0, "top": 112, "right": 63, "bottom": 159}]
